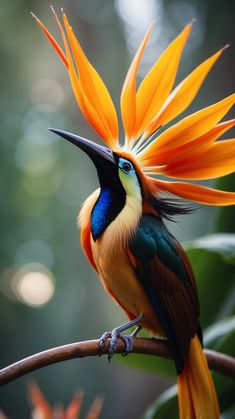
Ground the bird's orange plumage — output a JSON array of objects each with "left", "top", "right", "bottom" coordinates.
[{"left": 33, "top": 8, "right": 235, "bottom": 419}]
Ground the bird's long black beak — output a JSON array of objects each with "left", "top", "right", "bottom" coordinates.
[{"left": 48, "top": 128, "right": 116, "bottom": 166}]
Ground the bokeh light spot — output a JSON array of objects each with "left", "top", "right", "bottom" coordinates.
[
  {"left": 115, "top": 0, "right": 158, "bottom": 28},
  {"left": 115, "top": 0, "right": 165, "bottom": 75},
  {"left": 12, "top": 263, "right": 55, "bottom": 307}
]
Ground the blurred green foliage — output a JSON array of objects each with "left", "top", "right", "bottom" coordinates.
[{"left": 0, "top": 0, "right": 234, "bottom": 418}]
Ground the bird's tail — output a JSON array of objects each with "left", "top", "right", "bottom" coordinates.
[{"left": 177, "top": 335, "right": 220, "bottom": 419}]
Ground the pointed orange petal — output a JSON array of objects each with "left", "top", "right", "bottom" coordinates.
[
  {"left": 32, "top": 12, "right": 68, "bottom": 68},
  {"left": 65, "top": 390, "right": 84, "bottom": 419},
  {"left": 85, "top": 397, "right": 104, "bottom": 419},
  {"left": 140, "top": 93, "right": 235, "bottom": 162},
  {"left": 62, "top": 13, "right": 118, "bottom": 146},
  {"left": 28, "top": 380, "right": 52, "bottom": 417},
  {"left": 164, "top": 139, "right": 235, "bottom": 179},
  {"left": 144, "top": 46, "right": 228, "bottom": 137},
  {"left": 53, "top": 11, "right": 110, "bottom": 141},
  {"left": 166, "top": 163, "right": 235, "bottom": 180},
  {"left": 34, "top": 11, "right": 95, "bottom": 134},
  {"left": 134, "top": 22, "right": 192, "bottom": 140},
  {"left": 34, "top": 10, "right": 118, "bottom": 146},
  {"left": 153, "top": 179, "right": 235, "bottom": 206},
  {"left": 75, "top": 80, "right": 113, "bottom": 141},
  {"left": 121, "top": 24, "right": 153, "bottom": 146},
  {"left": 140, "top": 119, "right": 235, "bottom": 166}
]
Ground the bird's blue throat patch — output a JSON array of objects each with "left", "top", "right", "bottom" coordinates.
[
  {"left": 91, "top": 188, "right": 113, "bottom": 241},
  {"left": 91, "top": 187, "right": 126, "bottom": 241}
]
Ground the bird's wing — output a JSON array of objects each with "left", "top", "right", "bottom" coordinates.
[{"left": 129, "top": 214, "right": 200, "bottom": 373}]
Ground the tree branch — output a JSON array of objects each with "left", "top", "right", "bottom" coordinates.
[{"left": 0, "top": 337, "right": 234, "bottom": 386}]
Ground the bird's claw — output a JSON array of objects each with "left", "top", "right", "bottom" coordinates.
[
  {"left": 99, "top": 331, "right": 112, "bottom": 350},
  {"left": 99, "top": 315, "right": 143, "bottom": 361},
  {"left": 121, "top": 335, "right": 133, "bottom": 357},
  {"left": 99, "top": 328, "right": 134, "bottom": 361}
]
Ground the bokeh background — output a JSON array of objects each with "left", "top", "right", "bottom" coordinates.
[{"left": 0, "top": 0, "right": 234, "bottom": 417}]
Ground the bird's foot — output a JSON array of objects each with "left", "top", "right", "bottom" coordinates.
[
  {"left": 99, "top": 314, "right": 143, "bottom": 361},
  {"left": 99, "top": 329, "right": 134, "bottom": 361}
]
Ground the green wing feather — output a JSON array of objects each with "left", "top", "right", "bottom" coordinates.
[{"left": 129, "top": 214, "right": 200, "bottom": 373}]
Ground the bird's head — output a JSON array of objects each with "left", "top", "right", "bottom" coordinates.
[
  {"left": 34, "top": 8, "right": 235, "bottom": 213},
  {"left": 48, "top": 128, "right": 152, "bottom": 204}
]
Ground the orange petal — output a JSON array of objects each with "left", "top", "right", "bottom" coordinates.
[
  {"left": 32, "top": 12, "right": 68, "bottom": 69},
  {"left": 52, "top": 11, "right": 109, "bottom": 141},
  {"left": 62, "top": 13, "right": 118, "bottom": 147},
  {"left": 166, "top": 164, "right": 235, "bottom": 180},
  {"left": 65, "top": 390, "right": 84, "bottom": 419},
  {"left": 33, "top": 10, "right": 118, "bottom": 146},
  {"left": 144, "top": 46, "right": 228, "bottom": 137},
  {"left": 140, "top": 93, "right": 235, "bottom": 162},
  {"left": 28, "top": 380, "right": 52, "bottom": 417},
  {"left": 85, "top": 396, "right": 104, "bottom": 419},
  {"left": 121, "top": 24, "right": 153, "bottom": 146},
  {"left": 140, "top": 119, "right": 235, "bottom": 167},
  {"left": 153, "top": 178, "right": 235, "bottom": 206},
  {"left": 164, "top": 139, "right": 235, "bottom": 179},
  {"left": 134, "top": 22, "right": 193, "bottom": 140}
]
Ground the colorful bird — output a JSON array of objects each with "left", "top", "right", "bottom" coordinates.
[{"left": 33, "top": 7, "right": 235, "bottom": 419}]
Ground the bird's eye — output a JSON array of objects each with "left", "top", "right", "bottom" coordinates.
[
  {"left": 118, "top": 157, "right": 134, "bottom": 174},
  {"left": 122, "top": 162, "right": 132, "bottom": 173}
]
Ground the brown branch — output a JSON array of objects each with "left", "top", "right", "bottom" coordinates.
[{"left": 0, "top": 337, "right": 234, "bottom": 386}]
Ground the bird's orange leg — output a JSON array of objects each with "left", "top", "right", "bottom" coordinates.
[{"left": 99, "top": 314, "right": 143, "bottom": 361}]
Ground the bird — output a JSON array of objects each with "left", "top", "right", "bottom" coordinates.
[{"left": 33, "top": 7, "right": 235, "bottom": 419}]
